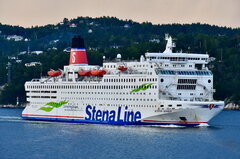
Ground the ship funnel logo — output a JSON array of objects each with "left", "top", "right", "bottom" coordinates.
[
  {"left": 71, "top": 52, "right": 76, "bottom": 63},
  {"left": 69, "top": 36, "right": 88, "bottom": 65}
]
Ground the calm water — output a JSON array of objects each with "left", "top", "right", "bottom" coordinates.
[{"left": 0, "top": 108, "right": 239, "bottom": 159}]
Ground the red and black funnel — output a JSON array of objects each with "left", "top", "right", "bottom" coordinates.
[{"left": 69, "top": 36, "right": 88, "bottom": 65}]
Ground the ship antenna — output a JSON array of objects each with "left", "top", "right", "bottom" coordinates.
[
  {"left": 220, "top": 49, "right": 223, "bottom": 62},
  {"left": 6, "top": 62, "right": 11, "bottom": 83}
]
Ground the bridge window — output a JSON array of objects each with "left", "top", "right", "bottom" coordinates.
[
  {"left": 155, "top": 69, "right": 212, "bottom": 76},
  {"left": 177, "top": 85, "right": 196, "bottom": 90},
  {"left": 178, "top": 79, "right": 197, "bottom": 84}
]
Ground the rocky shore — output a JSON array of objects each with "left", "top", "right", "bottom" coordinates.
[{"left": 224, "top": 103, "right": 240, "bottom": 110}]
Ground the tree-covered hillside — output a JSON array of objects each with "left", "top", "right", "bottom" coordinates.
[{"left": 0, "top": 16, "right": 239, "bottom": 105}]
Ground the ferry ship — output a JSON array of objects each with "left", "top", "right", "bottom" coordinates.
[{"left": 22, "top": 35, "right": 224, "bottom": 127}]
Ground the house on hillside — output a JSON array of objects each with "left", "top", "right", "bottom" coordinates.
[
  {"left": 70, "top": 23, "right": 77, "bottom": 28},
  {"left": 8, "top": 56, "right": 18, "bottom": 60},
  {"left": 88, "top": 29, "right": 93, "bottom": 33},
  {"left": 25, "top": 62, "right": 42, "bottom": 67},
  {"left": 149, "top": 39, "right": 160, "bottom": 43},
  {"left": 110, "top": 44, "right": 121, "bottom": 49},
  {"left": 47, "top": 47, "right": 57, "bottom": 51},
  {"left": 124, "top": 24, "right": 130, "bottom": 29},
  {"left": 31, "top": 51, "right": 43, "bottom": 55},
  {"left": 18, "top": 51, "right": 27, "bottom": 55},
  {"left": 16, "top": 60, "right": 22, "bottom": 63},
  {"left": 6, "top": 35, "right": 23, "bottom": 41}
]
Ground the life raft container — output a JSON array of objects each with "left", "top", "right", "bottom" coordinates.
[
  {"left": 90, "top": 70, "right": 106, "bottom": 76},
  {"left": 78, "top": 70, "right": 91, "bottom": 76},
  {"left": 47, "top": 70, "right": 62, "bottom": 77},
  {"left": 118, "top": 65, "right": 127, "bottom": 71}
]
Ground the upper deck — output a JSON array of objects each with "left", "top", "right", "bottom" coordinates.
[{"left": 25, "top": 34, "right": 215, "bottom": 102}]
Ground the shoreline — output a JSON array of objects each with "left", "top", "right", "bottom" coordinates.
[
  {"left": 0, "top": 104, "right": 26, "bottom": 108},
  {"left": 224, "top": 103, "right": 240, "bottom": 110}
]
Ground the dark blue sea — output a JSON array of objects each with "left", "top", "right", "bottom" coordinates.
[{"left": 0, "top": 108, "right": 239, "bottom": 159}]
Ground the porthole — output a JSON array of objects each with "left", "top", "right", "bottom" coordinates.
[
  {"left": 208, "top": 79, "right": 211, "bottom": 83},
  {"left": 160, "top": 79, "right": 164, "bottom": 82}
]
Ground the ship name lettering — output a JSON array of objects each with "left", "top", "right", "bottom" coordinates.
[{"left": 85, "top": 105, "right": 141, "bottom": 123}]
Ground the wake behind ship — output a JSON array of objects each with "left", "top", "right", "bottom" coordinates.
[{"left": 22, "top": 35, "right": 224, "bottom": 127}]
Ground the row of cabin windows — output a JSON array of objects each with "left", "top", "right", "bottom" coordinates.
[
  {"left": 160, "top": 104, "right": 182, "bottom": 107},
  {"left": 172, "top": 64, "right": 192, "bottom": 68},
  {"left": 133, "top": 65, "right": 148, "bottom": 67},
  {"left": 27, "top": 84, "right": 157, "bottom": 90},
  {"left": 104, "top": 78, "right": 136, "bottom": 82},
  {"left": 104, "top": 65, "right": 150, "bottom": 68},
  {"left": 80, "top": 104, "right": 180, "bottom": 109},
  {"left": 87, "top": 104, "right": 158, "bottom": 108},
  {"left": 29, "top": 102, "right": 182, "bottom": 110},
  {"left": 61, "top": 91, "right": 157, "bottom": 95},
  {"left": 149, "top": 57, "right": 186, "bottom": 61},
  {"left": 104, "top": 78, "right": 157, "bottom": 83},
  {"left": 30, "top": 91, "right": 57, "bottom": 93},
  {"left": 29, "top": 96, "right": 56, "bottom": 99},
  {"left": 60, "top": 96, "right": 157, "bottom": 102},
  {"left": 104, "top": 65, "right": 117, "bottom": 68},
  {"left": 149, "top": 56, "right": 207, "bottom": 61},
  {"left": 28, "top": 101, "right": 182, "bottom": 109},
  {"left": 139, "top": 78, "right": 157, "bottom": 82},
  {"left": 30, "top": 102, "right": 45, "bottom": 105},
  {"left": 30, "top": 101, "right": 158, "bottom": 108},
  {"left": 178, "top": 93, "right": 204, "bottom": 96}
]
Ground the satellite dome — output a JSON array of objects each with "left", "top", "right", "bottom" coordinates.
[{"left": 116, "top": 54, "right": 121, "bottom": 59}]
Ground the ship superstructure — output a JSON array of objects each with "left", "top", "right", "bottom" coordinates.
[{"left": 22, "top": 35, "right": 224, "bottom": 127}]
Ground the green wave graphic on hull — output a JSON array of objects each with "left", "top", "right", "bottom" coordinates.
[
  {"left": 130, "top": 83, "right": 154, "bottom": 93},
  {"left": 39, "top": 100, "right": 68, "bottom": 112}
]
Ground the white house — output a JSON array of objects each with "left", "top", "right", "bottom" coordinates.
[
  {"left": 31, "top": 51, "right": 43, "bottom": 55},
  {"left": 70, "top": 23, "right": 77, "bottom": 28},
  {"left": 25, "top": 62, "right": 42, "bottom": 67}
]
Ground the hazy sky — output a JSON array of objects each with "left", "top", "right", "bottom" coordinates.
[{"left": 0, "top": 0, "right": 239, "bottom": 28}]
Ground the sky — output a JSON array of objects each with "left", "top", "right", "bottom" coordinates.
[{"left": 0, "top": 0, "right": 239, "bottom": 28}]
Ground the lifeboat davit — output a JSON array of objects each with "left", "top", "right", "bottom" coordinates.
[
  {"left": 47, "top": 70, "right": 62, "bottom": 77},
  {"left": 78, "top": 70, "right": 91, "bottom": 76},
  {"left": 118, "top": 65, "right": 127, "bottom": 71},
  {"left": 90, "top": 70, "right": 106, "bottom": 76}
]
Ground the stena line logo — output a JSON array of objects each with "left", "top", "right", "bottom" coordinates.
[
  {"left": 71, "top": 52, "right": 76, "bottom": 63},
  {"left": 85, "top": 105, "right": 141, "bottom": 123}
]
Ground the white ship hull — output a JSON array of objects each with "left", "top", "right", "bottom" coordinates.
[{"left": 22, "top": 100, "right": 224, "bottom": 127}]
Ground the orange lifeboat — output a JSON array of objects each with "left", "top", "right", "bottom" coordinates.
[
  {"left": 98, "top": 70, "right": 106, "bottom": 76},
  {"left": 118, "top": 65, "right": 127, "bottom": 71},
  {"left": 47, "top": 70, "right": 62, "bottom": 77},
  {"left": 90, "top": 70, "right": 106, "bottom": 76},
  {"left": 78, "top": 70, "right": 91, "bottom": 76}
]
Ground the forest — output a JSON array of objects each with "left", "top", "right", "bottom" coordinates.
[{"left": 0, "top": 16, "right": 239, "bottom": 105}]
